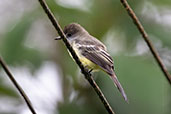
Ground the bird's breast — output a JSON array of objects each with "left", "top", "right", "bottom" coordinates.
[{"left": 70, "top": 42, "right": 99, "bottom": 71}]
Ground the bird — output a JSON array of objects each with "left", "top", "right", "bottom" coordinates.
[{"left": 55, "top": 23, "right": 128, "bottom": 102}]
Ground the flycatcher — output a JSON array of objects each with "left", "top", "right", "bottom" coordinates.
[{"left": 55, "top": 23, "right": 128, "bottom": 102}]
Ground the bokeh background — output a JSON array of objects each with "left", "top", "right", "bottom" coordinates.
[{"left": 0, "top": 0, "right": 171, "bottom": 114}]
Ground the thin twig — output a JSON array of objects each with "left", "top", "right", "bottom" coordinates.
[
  {"left": 120, "top": 0, "right": 171, "bottom": 84},
  {"left": 0, "top": 57, "right": 36, "bottom": 114},
  {"left": 38, "top": 0, "right": 115, "bottom": 113}
]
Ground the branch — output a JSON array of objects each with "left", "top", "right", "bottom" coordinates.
[
  {"left": 120, "top": 0, "right": 171, "bottom": 84},
  {"left": 38, "top": 0, "right": 115, "bottom": 113},
  {"left": 0, "top": 57, "right": 36, "bottom": 114}
]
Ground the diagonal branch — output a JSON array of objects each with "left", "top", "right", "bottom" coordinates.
[
  {"left": 38, "top": 0, "right": 115, "bottom": 114},
  {"left": 0, "top": 57, "right": 36, "bottom": 114},
  {"left": 120, "top": 0, "right": 171, "bottom": 84}
]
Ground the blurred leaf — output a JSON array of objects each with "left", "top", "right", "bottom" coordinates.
[
  {"left": 0, "top": 13, "right": 44, "bottom": 70},
  {"left": 151, "top": 0, "right": 171, "bottom": 5},
  {"left": 0, "top": 76, "right": 18, "bottom": 97},
  {"left": 96, "top": 55, "right": 171, "bottom": 114}
]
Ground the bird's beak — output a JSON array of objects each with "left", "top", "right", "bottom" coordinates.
[{"left": 55, "top": 36, "right": 62, "bottom": 40}]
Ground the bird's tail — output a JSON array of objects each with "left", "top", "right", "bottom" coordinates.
[{"left": 111, "top": 73, "right": 128, "bottom": 102}]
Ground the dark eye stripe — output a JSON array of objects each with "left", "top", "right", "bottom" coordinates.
[{"left": 67, "top": 34, "right": 72, "bottom": 37}]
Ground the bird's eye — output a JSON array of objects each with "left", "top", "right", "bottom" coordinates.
[{"left": 67, "top": 34, "right": 72, "bottom": 37}]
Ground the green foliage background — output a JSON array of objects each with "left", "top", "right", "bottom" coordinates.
[{"left": 0, "top": 0, "right": 171, "bottom": 114}]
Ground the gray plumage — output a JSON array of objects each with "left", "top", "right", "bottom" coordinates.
[{"left": 63, "top": 23, "right": 128, "bottom": 102}]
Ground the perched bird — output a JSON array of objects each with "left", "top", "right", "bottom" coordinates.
[{"left": 55, "top": 23, "right": 128, "bottom": 102}]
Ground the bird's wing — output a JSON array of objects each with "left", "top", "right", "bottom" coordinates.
[{"left": 78, "top": 44, "right": 114, "bottom": 75}]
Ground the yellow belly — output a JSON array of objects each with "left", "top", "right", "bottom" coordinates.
[
  {"left": 80, "top": 57, "right": 99, "bottom": 70},
  {"left": 71, "top": 42, "right": 99, "bottom": 71}
]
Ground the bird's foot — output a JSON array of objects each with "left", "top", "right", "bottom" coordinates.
[
  {"left": 88, "top": 69, "right": 93, "bottom": 74},
  {"left": 84, "top": 66, "right": 93, "bottom": 75}
]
